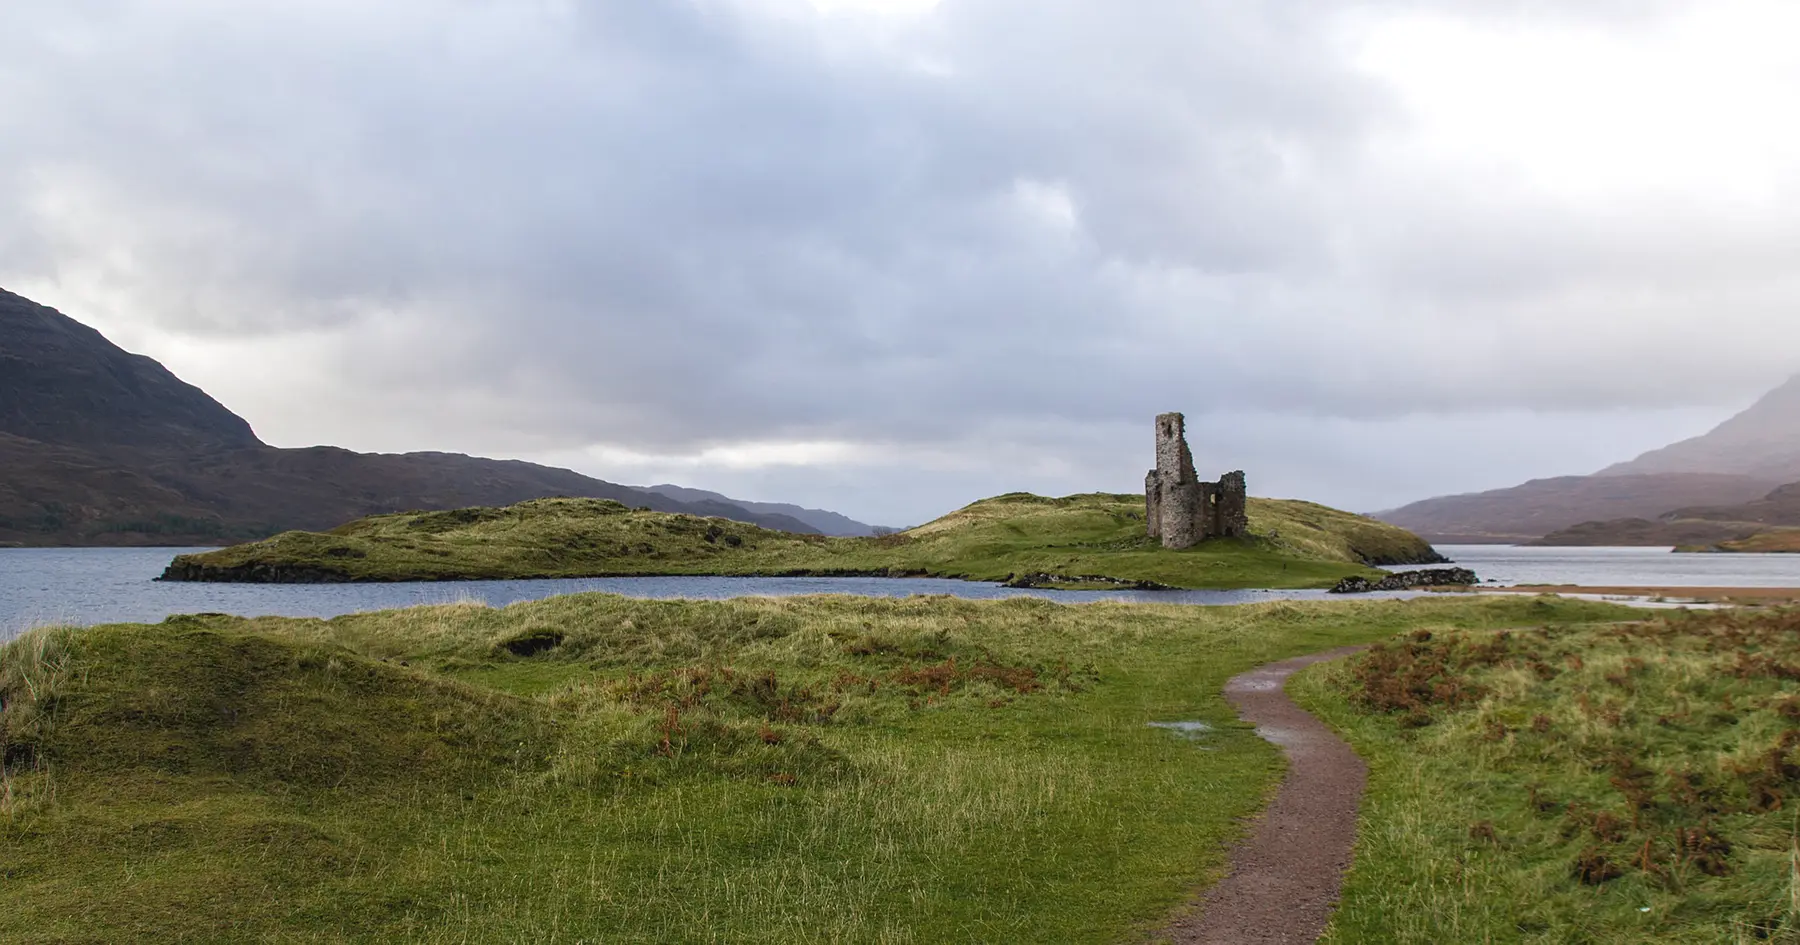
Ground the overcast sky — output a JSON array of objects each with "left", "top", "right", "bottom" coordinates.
[{"left": 6, "top": 0, "right": 1800, "bottom": 525}]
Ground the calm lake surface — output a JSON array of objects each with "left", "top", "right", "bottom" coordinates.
[
  {"left": 6, "top": 544, "right": 1800, "bottom": 640},
  {"left": 1436, "top": 544, "right": 1800, "bottom": 588},
  {"left": 0, "top": 546, "right": 1416, "bottom": 639}
]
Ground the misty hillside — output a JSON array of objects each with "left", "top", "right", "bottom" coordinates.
[
  {"left": 1528, "top": 480, "right": 1800, "bottom": 547},
  {"left": 1600, "top": 374, "right": 1800, "bottom": 481},
  {"left": 0, "top": 288, "right": 833, "bottom": 546},
  {"left": 1376, "top": 372, "right": 1800, "bottom": 543},
  {"left": 1373, "top": 472, "right": 1778, "bottom": 543}
]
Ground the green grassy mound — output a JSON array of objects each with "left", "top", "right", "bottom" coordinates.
[
  {"left": 0, "top": 594, "right": 1622, "bottom": 943},
  {"left": 161, "top": 492, "right": 1442, "bottom": 588},
  {"left": 1, "top": 621, "right": 547, "bottom": 788},
  {"left": 1292, "top": 608, "right": 1800, "bottom": 944}
]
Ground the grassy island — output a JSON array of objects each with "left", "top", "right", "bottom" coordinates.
[
  {"left": 1, "top": 593, "right": 1628, "bottom": 943},
  {"left": 160, "top": 491, "right": 1443, "bottom": 588}
]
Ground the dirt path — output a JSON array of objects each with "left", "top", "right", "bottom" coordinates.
[{"left": 1160, "top": 646, "right": 1368, "bottom": 945}]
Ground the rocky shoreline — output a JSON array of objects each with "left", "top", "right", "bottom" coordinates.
[
  {"left": 159, "top": 559, "right": 367, "bottom": 583},
  {"left": 999, "top": 572, "right": 1177, "bottom": 590},
  {"left": 156, "top": 558, "right": 949, "bottom": 585},
  {"left": 1329, "top": 568, "right": 1477, "bottom": 594}
]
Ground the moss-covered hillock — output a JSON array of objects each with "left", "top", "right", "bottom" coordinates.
[
  {"left": 161, "top": 492, "right": 1444, "bottom": 589},
  {"left": 1, "top": 621, "right": 547, "bottom": 791}
]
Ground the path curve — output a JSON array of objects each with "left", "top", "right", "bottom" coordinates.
[{"left": 1160, "top": 646, "right": 1369, "bottom": 945}]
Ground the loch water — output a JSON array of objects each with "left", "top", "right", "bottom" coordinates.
[
  {"left": 7, "top": 544, "right": 1800, "bottom": 641},
  {"left": 0, "top": 546, "right": 1408, "bottom": 639},
  {"left": 1435, "top": 544, "right": 1800, "bottom": 588}
]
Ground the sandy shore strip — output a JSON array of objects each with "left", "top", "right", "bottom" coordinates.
[{"left": 1452, "top": 585, "right": 1800, "bottom": 604}]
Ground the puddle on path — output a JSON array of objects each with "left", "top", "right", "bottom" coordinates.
[
  {"left": 1229, "top": 674, "right": 1283, "bottom": 693},
  {"left": 1149, "top": 720, "right": 1216, "bottom": 748}
]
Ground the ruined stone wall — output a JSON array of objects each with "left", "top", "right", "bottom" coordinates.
[
  {"left": 1144, "top": 470, "right": 1163, "bottom": 540},
  {"left": 1154, "top": 413, "right": 1196, "bottom": 485},
  {"left": 1160, "top": 476, "right": 1205, "bottom": 549},
  {"left": 1145, "top": 413, "right": 1248, "bottom": 549},
  {"left": 1213, "top": 470, "right": 1248, "bottom": 538},
  {"left": 1150, "top": 412, "right": 1200, "bottom": 548}
]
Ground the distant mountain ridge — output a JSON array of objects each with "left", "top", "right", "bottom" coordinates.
[
  {"left": 0, "top": 288, "right": 846, "bottom": 546},
  {"left": 1374, "top": 473, "right": 1778, "bottom": 543},
  {"left": 644, "top": 484, "right": 883, "bottom": 537},
  {"left": 1376, "top": 372, "right": 1800, "bottom": 544}
]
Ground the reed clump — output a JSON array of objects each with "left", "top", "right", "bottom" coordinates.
[{"left": 0, "top": 625, "right": 76, "bottom": 777}]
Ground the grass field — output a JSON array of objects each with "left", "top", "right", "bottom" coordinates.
[
  {"left": 160, "top": 491, "right": 1442, "bottom": 588},
  {"left": 1293, "top": 608, "right": 1800, "bottom": 944},
  {"left": 0, "top": 594, "right": 1616, "bottom": 943}
]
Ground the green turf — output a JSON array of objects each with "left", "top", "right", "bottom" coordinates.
[
  {"left": 1292, "top": 607, "right": 1800, "bottom": 944},
  {"left": 162, "top": 491, "right": 1441, "bottom": 588},
  {"left": 0, "top": 594, "right": 1624, "bottom": 943}
]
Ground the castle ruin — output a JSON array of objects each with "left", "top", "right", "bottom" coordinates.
[{"left": 1144, "top": 412, "right": 1247, "bottom": 549}]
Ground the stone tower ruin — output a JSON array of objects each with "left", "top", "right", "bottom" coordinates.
[{"left": 1144, "top": 412, "right": 1247, "bottom": 549}]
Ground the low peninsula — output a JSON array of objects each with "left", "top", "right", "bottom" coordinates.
[{"left": 160, "top": 491, "right": 1444, "bottom": 589}]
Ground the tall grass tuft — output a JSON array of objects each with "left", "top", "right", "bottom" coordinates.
[
  {"left": 0, "top": 624, "right": 76, "bottom": 816},
  {"left": 1786, "top": 817, "right": 1800, "bottom": 944},
  {"left": 0, "top": 624, "right": 77, "bottom": 734}
]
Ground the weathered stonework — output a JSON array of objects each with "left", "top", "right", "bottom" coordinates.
[{"left": 1145, "top": 412, "right": 1247, "bottom": 549}]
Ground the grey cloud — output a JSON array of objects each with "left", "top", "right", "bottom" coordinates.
[{"left": 3, "top": 0, "right": 1797, "bottom": 522}]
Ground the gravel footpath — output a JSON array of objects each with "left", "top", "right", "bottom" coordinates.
[{"left": 1160, "top": 646, "right": 1369, "bottom": 944}]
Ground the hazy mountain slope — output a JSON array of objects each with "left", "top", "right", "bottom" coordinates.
[
  {"left": 0, "top": 435, "right": 825, "bottom": 546},
  {"left": 1376, "top": 373, "right": 1800, "bottom": 543},
  {"left": 0, "top": 432, "right": 252, "bottom": 544},
  {"left": 1373, "top": 473, "right": 1778, "bottom": 543},
  {"left": 128, "top": 446, "right": 824, "bottom": 535},
  {"left": 0, "top": 288, "right": 826, "bottom": 545},
  {"left": 1665, "top": 481, "right": 1800, "bottom": 526},
  {"left": 1530, "top": 479, "right": 1800, "bottom": 548},
  {"left": 1601, "top": 375, "right": 1800, "bottom": 481},
  {"left": 0, "top": 288, "right": 259, "bottom": 452},
  {"left": 645, "top": 483, "right": 880, "bottom": 536},
  {"left": 1527, "top": 517, "right": 1766, "bottom": 548}
]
